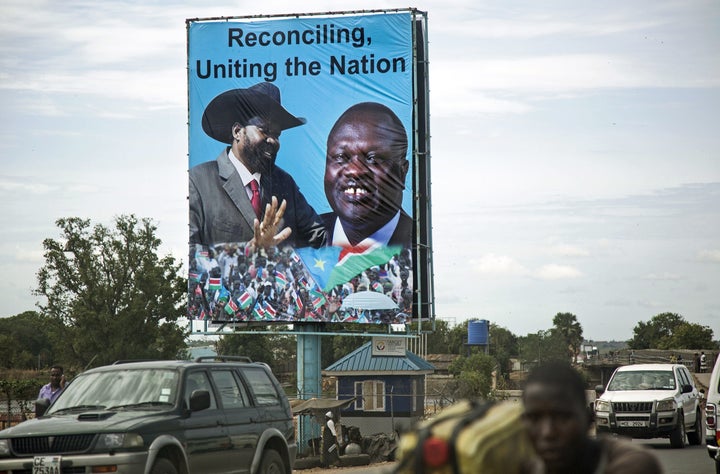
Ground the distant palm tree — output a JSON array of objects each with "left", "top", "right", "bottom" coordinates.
[{"left": 552, "top": 312, "right": 583, "bottom": 362}]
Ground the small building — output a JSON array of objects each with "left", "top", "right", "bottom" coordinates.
[{"left": 322, "top": 338, "right": 435, "bottom": 435}]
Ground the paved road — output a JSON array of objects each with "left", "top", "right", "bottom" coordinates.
[
  {"left": 635, "top": 438, "right": 714, "bottom": 474},
  {"left": 296, "top": 441, "right": 715, "bottom": 474}
]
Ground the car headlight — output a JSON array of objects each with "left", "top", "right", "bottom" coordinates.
[
  {"left": 95, "top": 433, "right": 144, "bottom": 451},
  {"left": 656, "top": 399, "right": 676, "bottom": 412},
  {"left": 595, "top": 400, "right": 610, "bottom": 413},
  {"left": 0, "top": 439, "right": 10, "bottom": 456}
]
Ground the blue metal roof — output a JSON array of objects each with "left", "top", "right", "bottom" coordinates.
[{"left": 324, "top": 342, "right": 435, "bottom": 374}]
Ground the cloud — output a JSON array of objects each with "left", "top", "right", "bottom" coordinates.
[
  {"left": 546, "top": 244, "right": 590, "bottom": 258},
  {"left": 0, "top": 177, "right": 55, "bottom": 195},
  {"left": 644, "top": 272, "right": 682, "bottom": 281},
  {"left": 470, "top": 254, "right": 583, "bottom": 280},
  {"left": 698, "top": 249, "right": 720, "bottom": 263},
  {"left": 534, "top": 264, "right": 583, "bottom": 280},
  {"left": 14, "top": 247, "right": 44, "bottom": 263},
  {"left": 470, "top": 253, "right": 528, "bottom": 276}
]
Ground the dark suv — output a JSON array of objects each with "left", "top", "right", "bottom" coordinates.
[{"left": 0, "top": 357, "right": 296, "bottom": 473}]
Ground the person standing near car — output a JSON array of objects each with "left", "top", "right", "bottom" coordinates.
[{"left": 38, "top": 365, "right": 65, "bottom": 404}]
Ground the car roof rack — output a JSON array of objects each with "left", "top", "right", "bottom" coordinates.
[{"left": 194, "top": 355, "right": 253, "bottom": 363}]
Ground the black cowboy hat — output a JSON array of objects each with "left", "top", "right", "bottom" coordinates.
[{"left": 201, "top": 82, "right": 306, "bottom": 144}]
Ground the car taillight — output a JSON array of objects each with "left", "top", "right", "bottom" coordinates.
[
  {"left": 423, "top": 436, "right": 450, "bottom": 468},
  {"left": 707, "top": 404, "right": 716, "bottom": 429}
]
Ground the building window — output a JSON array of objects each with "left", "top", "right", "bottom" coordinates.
[
  {"left": 354, "top": 380, "right": 385, "bottom": 412},
  {"left": 412, "top": 379, "right": 417, "bottom": 412}
]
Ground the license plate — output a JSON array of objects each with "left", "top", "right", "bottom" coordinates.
[
  {"left": 33, "top": 455, "right": 61, "bottom": 474},
  {"left": 618, "top": 420, "right": 647, "bottom": 427}
]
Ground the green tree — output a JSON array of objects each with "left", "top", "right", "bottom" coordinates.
[
  {"left": 488, "top": 324, "right": 518, "bottom": 378},
  {"left": 627, "top": 312, "right": 715, "bottom": 350},
  {"left": 0, "top": 375, "right": 40, "bottom": 420},
  {"left": 518, "top": 330, "right": 568, "bottom": 365},
  {"left": 35, "top": 215, "right": 187, "bottom": 369},
  {"left": 0, "top": 311, "right": 62, "bottom": 369},
  {"left": 216, "top": 331, "right": 296, "bottom": 376},
  {"left": 412, "top": 319, "right": 452, "bottom": 354},
  {"left": 669, "top": 323, "right": 717, "bottom": 350},
  {"left": 447, "top": 353, "right": 496, "bottom": 399},
  {"left": 446, "top": 320, "right": 471, "bottom": 354},
  {"left": 551, "top": 312, "right": 583, "bottom": 361}
]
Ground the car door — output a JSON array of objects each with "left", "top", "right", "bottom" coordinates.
[
  {"left": 240, "top": 366, "right": 290, "bottom": 436},
  {"left": 675, "top": 367, "right": 697, "bottom": 426},
  {"left": 210, "top": 368, "right": 259, "bottom": 474},
  {"left": 182, "top": 370, "right": 232, "bottom": 474}
]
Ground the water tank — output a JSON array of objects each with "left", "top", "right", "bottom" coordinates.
[{"left": 467, "top": 319, "right": 489, "bottom": 345}]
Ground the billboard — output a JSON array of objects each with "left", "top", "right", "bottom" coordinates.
[{"left": 186, "top": 9, "right": 431, "bottom": 325}]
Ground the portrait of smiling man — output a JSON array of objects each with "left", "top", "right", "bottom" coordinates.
[
  {"left": 189, "top": 81, "right": 326, "bottom": 250},
  {"left": 322, "top": 102, "right": 412, "bottom": 250}
]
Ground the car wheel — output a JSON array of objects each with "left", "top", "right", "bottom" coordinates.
[
  {"left": 259, "top": 449, "right": 285, "bottom": 474},
  {"left": 150, "top": 458, "right": 178, "bottom": 474},
  {"left": 686, "top": 409, "right": 702, "bottom": 445},
  {"left": 669, "top": 413, "right": 686, "bottom": 449}
]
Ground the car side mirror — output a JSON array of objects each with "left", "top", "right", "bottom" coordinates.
[
  {"left": 35, "top": 398, "right": 51, "bottom": 417},
  {"left": 594, "top": 384, "right": 605, "bottom": 396},
  {"left": 189, "top": 390, "right": 211, "bottom": 412},
  {"left": 681, "top": 384, "right": 693, "bottom": 394}
]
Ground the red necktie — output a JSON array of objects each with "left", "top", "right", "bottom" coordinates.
[{"left": 249, "top": 179, "right": 261, "bottom": 218}]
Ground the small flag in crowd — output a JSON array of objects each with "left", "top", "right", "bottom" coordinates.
[
  {"left": 225, "top": 298, "right": 239, "bottom": 315},
  {"left": 252, "top": 303, "right": 266, "bottom": 320},
  {"left": 263, "top": 301, "right": 277, "bottom": 319},
  {"left": 309, "top": 289, "right": 327, "bottom": 310},
  {"left": 208, "top": 277, "right": 221, "bottom": 291},
  {"left": 189, "top": 271, "right": 201, "bottom": 282},
  {"left": 217, "top": 285, "right": 230, "bottom": 302},
  {"left": 275, "top": 271, "right": 288, "bottom": 289},
  {"left": 292, "top": 289, "right": 304, "bottom": 310},
  {"left": 372, "top": 281, "right": 383, "bottom": 293},
  {"left": 238, "top": 290, "right": 253, "bottom": 309}
]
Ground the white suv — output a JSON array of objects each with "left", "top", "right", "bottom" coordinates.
[
  {"left": 705, "top": 355, "right": 720, "bottom": 473},
  {"left": 594, "top": 363, "right": 702, "bottom": 448}
]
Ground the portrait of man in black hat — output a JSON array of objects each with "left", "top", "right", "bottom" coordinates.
[
  {"left": 322, "top": 102, "right": 412, "bottom": 250},
  {"left": 189, "top": 81, "right": 326, "bottom": 249}
]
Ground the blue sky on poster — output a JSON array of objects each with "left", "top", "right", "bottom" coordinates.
[{"left": 0, "top": 0, "right": 718, "bottom": 341}]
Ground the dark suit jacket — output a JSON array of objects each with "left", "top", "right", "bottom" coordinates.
[
  {"left": 189, "top": 150, "right": 326, "bottom": 248},
  {"left": 320, "top": 210, "right": 413, "bottom": 249}
]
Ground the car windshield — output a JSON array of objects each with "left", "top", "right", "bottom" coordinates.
[
  {"left": 48, "top": 368, "right": 179, "bottom": 415},
  {"left": 607, "top": 370, "right": 675, "bottom": 391}
]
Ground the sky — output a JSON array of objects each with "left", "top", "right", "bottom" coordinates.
[{"left": 1, "top": 0, "right": 718, "bottom": 342}]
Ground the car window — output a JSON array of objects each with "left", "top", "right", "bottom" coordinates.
[
  {"left": 49, "top": 369, "right": 179, "bottom": 414},
  {"left": 211, "top": 370, "right": 250, "bottom": 409},
  {"left": 242, "top": 367, "right": 281, "bottom": 406},
  {"left": 607, "top": 370, "right": 675, "bottom": 391},
  {"left": 676, "top": 368, "right": 691, "bottom": 388},
  {"left": 186, "top": 371, "right": 217, "bottom": 409}
]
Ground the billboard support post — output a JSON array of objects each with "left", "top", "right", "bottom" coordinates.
[{"left": 296, "top": 323, "right": 322, "bottom": 455}]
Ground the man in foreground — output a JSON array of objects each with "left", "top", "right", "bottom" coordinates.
[{"left": 521, "top": 361, "right": 663, "bottom": 474}]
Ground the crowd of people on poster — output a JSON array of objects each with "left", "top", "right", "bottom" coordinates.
[{"left": 186, "top": 12, "right": 419, "bottom": 324}]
